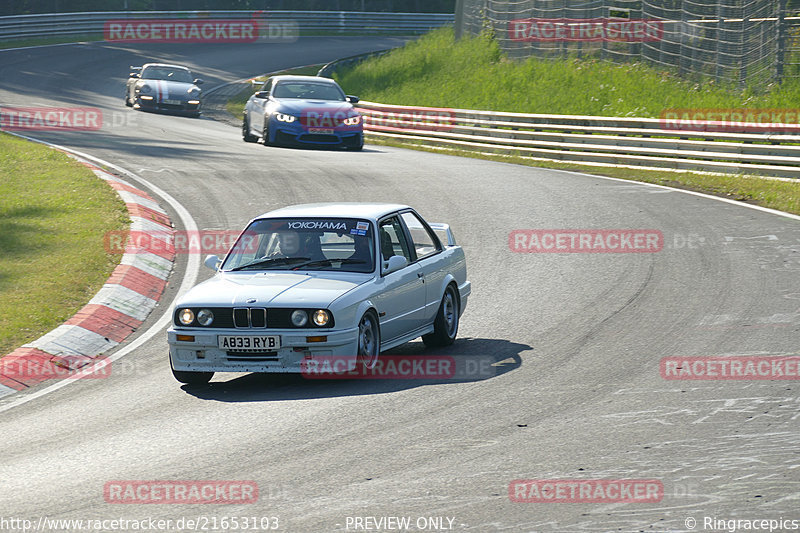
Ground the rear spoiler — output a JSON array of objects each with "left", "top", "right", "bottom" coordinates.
[{"left": 429, "top": 223, "right": 457, "bottom": 246}]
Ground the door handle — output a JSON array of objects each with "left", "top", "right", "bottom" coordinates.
[{"left": 417, "top": 272, "right": 424, "bottom": 278}]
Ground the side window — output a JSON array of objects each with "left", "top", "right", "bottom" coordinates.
[
  {"left": 400, "top": 212, "right": 440, "bottom": 260},
  {"left": 378, "top": 217, "right": 412, "bottom": 264},
  {"left": 260, "top": 79, "right": 273, "bottom": 94}
]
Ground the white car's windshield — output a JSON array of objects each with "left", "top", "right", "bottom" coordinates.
[
  {"left": 222, "top": 218, "right": 374, "bottom": 273},
  {"left": 272, "top": 81, "right": 345, "bottom": 101},
  {"left": 141, "top": 66, "right": 194, "bottom": 83}
]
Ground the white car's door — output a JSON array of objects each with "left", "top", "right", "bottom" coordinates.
[
  {"left": 372, "top": 216, "right": 427, "bottom": 343},
  {"left": 399, "top": 211, "right": 447, "bottom": 322}
]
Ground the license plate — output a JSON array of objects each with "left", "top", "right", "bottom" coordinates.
[
  {"left": 163, "top": 99, "right": 182, "bottom": 105},
  {"left": 218, "top": 335, "right": 280, "bottom": 351},
  {"left": 308, "top": 128, "right": 334, "bottom": 134}
]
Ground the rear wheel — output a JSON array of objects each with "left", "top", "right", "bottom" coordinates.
[
  {"left": 356, "top": 311, "right": 380, "bottom": 369},
  {"left": 170, "top": 356, "right": 213, "bottom": 385},
  {"left": 242, "top": 115, "right": 257, "bottom": 142},
  {"left": 423, "top": 284, "right": 459, "bottom": 348}
]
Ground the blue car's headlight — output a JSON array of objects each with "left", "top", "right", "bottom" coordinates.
[
  {"left": 275, "top": 113, "right": 296, "bottom": 123},
  {"left": 343, "top": 115, "right": 362, "bottom": 126}
]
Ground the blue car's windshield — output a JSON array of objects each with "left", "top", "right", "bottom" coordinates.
[
  {"left": 272, "top": 82, "right": 345, "bottom": 101},
  {"left": 222, "top": 218, "right": 375, "bottom": 273}
]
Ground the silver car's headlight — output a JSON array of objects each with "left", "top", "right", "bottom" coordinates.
[
  {"left": 139, "top": 84, "right": 151, "bottom": 93},
  {"left": 343, "top": 115, "right": 361, "bottom": 126},
  {"left": 312, "top": 309, "right": 329, "bottom": 326},
  {"left": 178, "top": 308, "right": 195, "bottom": 325},
  {"left": 275, "top": 113, "right": 296, "bottom": 123},
  {"left": 196, "top": 309, "right": 214, "bottom": 326},
  {"left": 291, "top": 310, "right": 308, "bottom": 327}
]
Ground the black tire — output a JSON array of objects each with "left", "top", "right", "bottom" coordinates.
[
  {"left": 356, "top": 310, "right": 380, "bottom": 369},
  {"left": 347, "top": 143, "right": 363, "bottom": 151},
  {"left": 242, "top": 115, "right": 257, "bottom": 142},
  {"left": 422, "top": 284, "right": 459, "bottom": 348},
  {"left": 124, "top": 91, "right": 133, "bottom": 107},
  {"left": 170, "top": 356, "right": 213, "bottom": 385}
]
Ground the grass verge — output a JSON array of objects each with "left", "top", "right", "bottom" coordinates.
[
  {"left": 0, "top": 133, "right": 129, "bottom": 355},
  {"left": 225, "top": 64, "right": 325, "bottom": 119},
  {"left": 335, "top": 27, "right": 800, "bottom": 115}
]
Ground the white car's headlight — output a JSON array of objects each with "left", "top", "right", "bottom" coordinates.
[
  {"left": 139, "top": 84, "right": 151, "bottom": 93},
  {"left": 291, "top": 310, "right": 308, "bottom": 327},
  {"left": 343, "top": 115, "right": 361, "bottom": 126},
  {"left": 178, "top": 308, "right": 195, "bottom": 325},
  {"left": 196, "top": 309, "right": 214, "bottom": 326},
  {"left": 312, "top": 309, "right": 329, "bottom": 326},
  {"left": 275, "top": 113, "right": 296, "bottom": 123}
]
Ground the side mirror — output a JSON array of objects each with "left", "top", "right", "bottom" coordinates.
[
  {"left": 193, "top": 78, "right": 204, "bottom": 85},
  {"left": 346, "top": 95, "right": 360, "bottom": 104},
  {"left": 129, "top": 73, "right": 140, "bottom": 78},
  {"left": 254, "top": 91, "right": 269, "bottom": 99},
  {"left": 204, "top": 254, "right": 221, "bottom": 271},
  {"left": 382, "top": 255, "right": 408, "bottom": 275}
]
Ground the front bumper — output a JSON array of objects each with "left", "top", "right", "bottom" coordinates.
[
  {"left": 136, "top": 96, "right": 201, "bottom": 115},
  {"left": 167, "top": 326, "right": 359, "bottom": 373},
  {"left": 270, "top": 119, "right": 363, "bottom": 147}
]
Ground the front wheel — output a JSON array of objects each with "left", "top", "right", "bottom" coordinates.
[
  {"left": 356, "top": 311, "right": 380, "bottom": 369},
  {"left": 242, "top": 115, "right": 257, "bottom": 142},
  {"left": 423, "top": 284, "right": 459, "bottom": 348},
  {"left": 262, "top": 123, "right": 273, "bottom": 146},
  {"left": 170, "top": 356, "right": 213, "bottom": 385},
  {"left": 124, "top": 91, "right": 133, "bottom": 107}
]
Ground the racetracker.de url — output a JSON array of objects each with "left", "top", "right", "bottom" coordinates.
[{"left": 0, "top": 515, "right": 280, "bottom": 532}]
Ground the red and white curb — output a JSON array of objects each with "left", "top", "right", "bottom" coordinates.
[{"left": 0, "top": 160, "right": 175, "bottom": 397}]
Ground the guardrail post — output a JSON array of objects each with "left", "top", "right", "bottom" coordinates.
[
  {"left": 776, "top": 0, "right": 787, "bottom": 83},
  {"left": 454, "top": 0, "right": 465, "bottom": 40}
]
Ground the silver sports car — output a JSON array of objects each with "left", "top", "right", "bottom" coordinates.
[
  {"left": 125, "top": 63, "right": 204, "bottom": 116},
  {"left": 167, "top": 203, "right": 470, "bottom": 385}
]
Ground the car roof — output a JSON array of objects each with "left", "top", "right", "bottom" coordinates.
[
  {"left": 256, "top": 202, "right": 411, "bottom": 222},
  {"left": 269, "top": 75, "right": 339, "bottom": 84},
  {"left": 142, "top": 63, "right": 191, "bottom": 71}
]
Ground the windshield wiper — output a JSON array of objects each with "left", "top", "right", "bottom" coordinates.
[
  {"left": 228, "top": 257, "right": 310, "bottom": 271},
  {"left": 291, "top": 258, "right": 370, "bottom": 271}
]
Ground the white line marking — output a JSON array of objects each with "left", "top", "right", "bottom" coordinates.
[{"left": 0, "top": 133, "right": 200, "bottom": 413}]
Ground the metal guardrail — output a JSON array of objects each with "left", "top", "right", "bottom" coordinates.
[
  {"left": 356, "top": 101, "right": 800, "bottom": 178},
  {"left": 0, "top": 11, "right": 453, "bottom": 41}
]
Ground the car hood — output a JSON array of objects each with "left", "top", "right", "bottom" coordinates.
[
  {"left": 273, "top": 99, "right": 356, "bottom": 116},
  {"left": 177, "top": 271, "right": 371, "bottom": 309},
  {"left": 138, "top": 79, "right": 199, "bottom": 97}
]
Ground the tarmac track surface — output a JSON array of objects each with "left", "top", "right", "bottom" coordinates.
[{"left": 0, "top": 37, "right": 798, "bottom": 532}]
